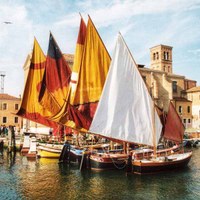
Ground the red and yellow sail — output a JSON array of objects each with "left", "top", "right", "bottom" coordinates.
[
  {"left": 69, "top": 16, "right": 111, "bottom": 129},
  {"left": 17, "top": 38, "right": 57, "bottom": 128},
  {"left": 51, "top": 17, "right": 90, "bottom": 130},
  {"left": 38, "top": 33, "right": 71, "bottom": 116}
]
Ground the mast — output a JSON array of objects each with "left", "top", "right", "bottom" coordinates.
[{"left": 152, "top": 103, "right": 157, "bottom": 157}]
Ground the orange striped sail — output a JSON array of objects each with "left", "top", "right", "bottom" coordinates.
[
  {"left": 17, "top": 38, "right": 57, "bottom": 128},
  {"left": 38, "top": 33, "right": 71, "bottom": 116},
  {"left": 71, "top": 16, "right": 111, "bottom": 128}
]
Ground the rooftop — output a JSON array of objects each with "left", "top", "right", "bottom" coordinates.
[
  {"left": 0, "top": 93, "right": 21, "bottom": 101},
  {"left": 187, "top": 86, "right": 200, "bottom": 93}
]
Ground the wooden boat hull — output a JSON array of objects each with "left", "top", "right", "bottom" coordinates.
[
  {"left": 90, "top": 154, "right": 128, "bottom": 170},
  {"left": 132, "top": 145, "right": 182, "bottom": 160},
  {"left": 132, "top": 152, "right": 192, "bottom": 174}
]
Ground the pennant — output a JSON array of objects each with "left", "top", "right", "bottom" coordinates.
[
  {"left": 39, "top": 32, "right": 71, "bottom": 116},
  {"left": 17, "top": 38, "right": 57, "bottom": 128}
]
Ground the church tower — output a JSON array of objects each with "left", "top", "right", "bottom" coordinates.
[{"left": 150, "top": 45, "right": 173, "bottom": 73}]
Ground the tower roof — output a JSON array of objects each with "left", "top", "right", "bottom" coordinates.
[{"left": 150, "top": 44, "right": 173, "bottom": 49}]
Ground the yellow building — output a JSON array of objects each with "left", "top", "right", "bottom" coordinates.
[
  {"left": 187, "top": 86, "right": 200, "bottom": 131},
  {"left": 139, "top": 44, "right": 196, "bottom": 129},
  {"left": 0, "top": 93, "right": 22, "bottom": 129}
]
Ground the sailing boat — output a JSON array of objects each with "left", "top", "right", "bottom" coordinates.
[
  {"left": 89, "top": 33, "right": 162, "bottom": 170},
  {"left": 89, "top": 33, "right": 192, "bottom": 173},
  {"left": 132, "top": 102, "right": 192, "bottom": 174}
]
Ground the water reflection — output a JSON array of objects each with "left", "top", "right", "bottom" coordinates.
[{"left": 0, "top": 148, "right": 200, "bottom": 200}]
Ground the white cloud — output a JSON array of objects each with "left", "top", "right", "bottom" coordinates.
[{"left": 188, "top": 49, "right": 200, "bottom": 56}]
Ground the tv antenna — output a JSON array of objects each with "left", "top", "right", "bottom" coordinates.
[{"left": 0, "top": 71, "right": 6, "bottom": 93}]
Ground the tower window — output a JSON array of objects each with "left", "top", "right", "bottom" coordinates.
[
  {"left": 156, "top": 52, "right": 159, "bottom": 59},
  {"left": 153, "top": 53, "right": 156, "bottom": 60},
  {"left": 188, "top": 119, "right": 191, "bottom": 123},
  {"left": 172, "top": 81, "right": 177, "bottom": 93}
]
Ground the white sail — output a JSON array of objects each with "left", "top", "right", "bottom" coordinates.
[{"left": 89, "top": 33, "right": 162, "bottom": 146}]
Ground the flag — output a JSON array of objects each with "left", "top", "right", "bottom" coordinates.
[
  {"left": 39, "top": 32, "right": 71, "bottom": 116},
  {"left": 17, "top": 38, "right": 57, "bottom": 128}
]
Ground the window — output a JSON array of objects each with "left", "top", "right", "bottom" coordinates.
[
  {"left": 164, "top": 52, "right": 168, "bottom": 60},
  {"left": 153, "top": 53, "right": 156, "bottom": 60},
  {"left": 188, "top": 119, "right": 191, "bottom": 123},
  {"left": 172, "top": 81, "right": 177, "bottom": 93},
  {"left": 187, "top": 106, "right": 190, "bottom": 113},
  {"left": 14, "top": 117, "right": 18, "bottom": 123},
  {"left": 2, "top": 117, "right": 7, "bottom": 123},
  {"left": 168, "top": 66, "right": 170, "bottom": 73},
  {"left": 183, "top": 119, "right": 186, "bottom": 124},
  {"left": 163, "top": 66, "right": 165, "bottom": 71},
  {"left": 179, "top": 106, "right": 182, "bottom": 113},
  {"left": 15, "top": 104, "right": 19, "bottom": 110},
  {"left": 2, "top": 103, "right": 7, "bottom": 110},
  {"left": 156, "top": 52, "right": 159, "bottom": 59}
]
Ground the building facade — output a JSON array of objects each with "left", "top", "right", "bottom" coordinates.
[
  {"left": 187, "top": 87, "right": 200, "bottom": 131},
  {"left": 0, "top": 93, "right": 22, "bottom": 129},
  {"left": 139, "top": 44, "right": 196, "bottom": 129}
]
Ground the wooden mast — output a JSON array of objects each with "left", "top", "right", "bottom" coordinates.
[{"left": 152, "top": 102, "right": 157, "bottom": 157}]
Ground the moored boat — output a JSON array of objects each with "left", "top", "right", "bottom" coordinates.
[
  {"left": 37, "top": 145, "right": 62, "bottom": 158},
  {"left": 90, "top": 152, "right": 128, "bottom": 170},
  {"left": 88, "top": 34, "right": 192, "bottom": 174},
  {"left": 132, "top": 151, "right": 192, "bottom": 174}
]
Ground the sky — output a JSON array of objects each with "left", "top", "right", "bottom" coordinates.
[{"left": 0, "top": 0, "right": 200, "bottom": 97}]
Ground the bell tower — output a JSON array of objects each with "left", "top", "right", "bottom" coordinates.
[{"left": 150, "top": 44, "right": 173, "bottom": 73}]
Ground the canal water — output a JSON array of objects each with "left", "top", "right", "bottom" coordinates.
[{"left": 0, "top": 148, "right": 200, "bottom": 200}]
